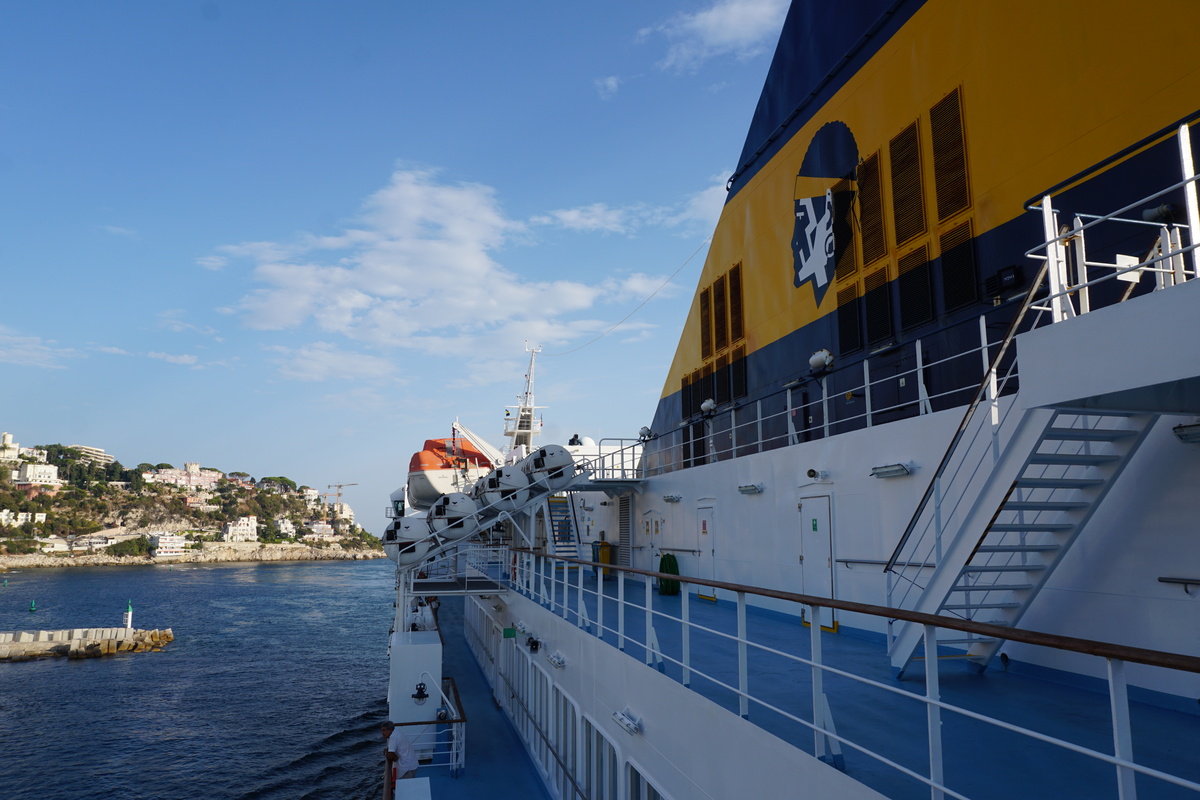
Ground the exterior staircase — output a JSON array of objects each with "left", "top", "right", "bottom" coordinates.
[
  {"left": 546, "top": 494, "right": 581, "bottom": 565},
  {"left": 889, "top": 408, "right": 1157, "bottom": 676}
]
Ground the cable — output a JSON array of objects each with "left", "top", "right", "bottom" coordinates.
[{"left": 542, "top": 236, "right": 712, "bottom": 358}]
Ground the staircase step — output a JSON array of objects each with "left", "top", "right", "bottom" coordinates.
[
  {"left": 1028, "top": 453, "right": 1120, "bottom": 466},
  {"left": 942, "top": 602, "right": 1022, "bottom": 610},
  {"left": 976, "top": 544, "right": 1060, "bottom": 553},
  {"left": 962, "top": 564, "right": 1046, "bottom": 573},
  {"left": 1015, "top": 477, "right": 1105, "bottom": 489},
  {"left": 948, "top": 583, "right": 1034, "bottom": 591},
  {"left": 1043, "top": 427, "right": 1137, "bottom": 442},
  {"left": 1003, "top": 500, "right": 1089, "bottom": 511},
  {"left": 989, "top": 522, "right": 1074, "bottom": 532}
]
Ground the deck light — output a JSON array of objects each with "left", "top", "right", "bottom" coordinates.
[
  {"left": 809, "top": 348, "right": 834, "bottom": 373},
  {"left": 700, "top": 398, "right": 716, "bottom": 414},
  {"left": 737, "top": 484, "right": 764, "bottom": 494},
  {"left": 662, "top": 494, "right": 682, "bottom": 503},
  {"left": 1172, "top": 423, "right": 1200, "bottom": 444},
  {"left": 870, "top": 463, "right": 912, "bottom": 478},
  {"left": 547, "top": 651, "right": 567, "bottom": 669}
]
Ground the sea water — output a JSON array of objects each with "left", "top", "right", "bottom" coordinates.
[{"left": 0, "top": 559, "right": 394, "bottom": 799}]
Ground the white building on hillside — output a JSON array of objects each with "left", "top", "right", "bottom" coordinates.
[
  {"left": 144, "top": 462, "right": 223, "bottom": 490},
  {"left": 70, "top": 444, "right": 115, "bottom": 466},
  {"left": 0, "top": 510, "right": 48, "bottom": 526},
  {"left": 275, "top": 517, "right": 296, "bottom": 537},
  {"left": 302, "top": 487, "right": 320, "bottom": 507},
  {"left": 222, "top": 515, "right": 259, "bottom": 542},
  {"left": 303, "top": 521, "right": 338, "bottom": 541},
  {"left": 0, "top": 432, "right": 48, "bottom": 464},
  {"left": 150, "top": 532, "right": 187, "bottom": 557},
  {"left": 11, "top": 462, "right": 61, "bottom": 487},
  {"left": 330, "top": 502, "right": 355, "bottom": 524}
]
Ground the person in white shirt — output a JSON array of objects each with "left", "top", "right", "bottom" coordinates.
[{"left": 381, "top": 721, "right": 419, "bottom": 783}]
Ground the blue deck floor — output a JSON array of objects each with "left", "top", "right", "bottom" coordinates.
[{"left": 510, "top": 563, "right": 1200, "bottom": 800}]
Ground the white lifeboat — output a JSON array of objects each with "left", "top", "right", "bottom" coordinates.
[
  {"left": 522, "top": 444, "right": 576, "bottom": 492},
  {"left": 473, "top": 466, "right": 532, "bottom": 514},
  {"left": 428, "top": 492, "right": 480, "bottom": 540},
  {"left": 383, "top": 515, "right": 433, "bottom": 565}
]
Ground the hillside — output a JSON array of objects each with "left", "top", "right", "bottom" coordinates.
[{"left": 0, "top": 444, "right": 382, "bottom": 557}]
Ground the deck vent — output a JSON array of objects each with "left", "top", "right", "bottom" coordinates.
[
  {"left": 857, "top": 152, "right": 887, "bottom": 267},
  {"left": 890, "top": 122, "right": 926, "bottom": 246}
]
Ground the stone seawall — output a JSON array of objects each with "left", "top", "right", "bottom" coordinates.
[
  {"left": 0, "top": 627, "right": 174, "bottom": 661},
  {"left": 0, "top": 541, "right": 384, "bottom": 570}
]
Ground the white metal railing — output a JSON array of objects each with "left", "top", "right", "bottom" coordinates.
[
  {"left": 491, "top": 551, "right": 1200, "bottom": 800},
  {"left": 886, "top": 126, "right": 1200, "bottom": 622}
]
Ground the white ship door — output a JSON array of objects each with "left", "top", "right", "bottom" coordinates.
[
  {"left": 798, "top": 495, "right": 834, "bottom": 624},
  {"left": 697, "top": 503, "right": 716, "bottom": 600}
]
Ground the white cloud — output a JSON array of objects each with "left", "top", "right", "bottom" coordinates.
[
  {"left": 0, "top": 327, "right": 76, "bottom": 368},
  {"left": 92, "top": 345, "right": 129, "bottom": 355},
  {"left": 533, "top": 203, "right": 634, "bottom": 234},
  {"left": 147, "top": 351, "right": 198, "bottom": 366},
  {"left": 594, "top": 75, "right": 621, "bottom": 100},
  {"left": 159, "top": 309, "right": 220, "bottom": 338},
  {"left": 645, "top": 0, "right": 788, "bottom": 72},
  {"left": 99, "top": 225, "right": 137, "bottom": 238},
  {"left": 196, "top": 255, "right": 228, "bottom": 270},
  {"left": 269, "top": 342, "right": 398, "bottom": 383},
  {"left": 660, "top": 172, "right": 731, "bottom": 232}
]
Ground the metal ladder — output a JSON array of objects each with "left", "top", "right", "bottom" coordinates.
[
  {"left": 546, "top": 494, "right": 581, "bottom": 565},
  {"left": 892, "top": 408, "right": 1157, "bottom": 675}
]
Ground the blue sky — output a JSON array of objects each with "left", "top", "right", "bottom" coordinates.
[{"left": 0, "top": 0, "right": 787, "bottom": 533}]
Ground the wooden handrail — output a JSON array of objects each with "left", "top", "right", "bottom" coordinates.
[{"left": 513, "top": 548, "right": 1200, "bottom": 675}]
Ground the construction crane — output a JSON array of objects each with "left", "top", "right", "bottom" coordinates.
[{"left": 327, "top": 483, "right": 358, "bottom": 523}]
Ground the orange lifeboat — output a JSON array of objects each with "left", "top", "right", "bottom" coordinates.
[{"left": 406, "top": 437, "right": 493, "bottom": 510}]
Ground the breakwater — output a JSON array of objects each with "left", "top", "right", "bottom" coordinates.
[
  {"left": 0, "top": 541, "right": 383, "bottom": 570},
  {"left": 0, "top": 626, "right": 174, "bottom": 661}
]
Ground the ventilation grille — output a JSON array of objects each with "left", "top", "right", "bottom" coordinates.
[
  {"left": 864, "top": 268, "right": 892, "bottom": 345},
  {"left": 713, "top": 275, "right": 728, "bottom": 351},
  {"left": 857, "top": 152, "right": 887, "bottom": 267},
  {"left": 699, "top": 288, "right": 712, "bottom": 360},
  {"left": 941, "top": 221, "right": 979, "bottom": 310},
  {"left": 831, "top": 177, "right": 858, "bottom": 282},
  {"left": 931, "top": 88, "right": 970, "bottom": 221},
  {"left": 890, "top": 123, "right": 925, "bottom": 246},
  {"left": 898, "top": 245, "right": 934, "bottom": 329},
  {"left": 731, "top": 345, "right": 747, "bottom": 398},
  {"left": 838, "top": 284, "right": 862, "bottom": 353},
  {"left": 714, "top": 354, "right": 730, "bottom": 405},
  {"left": 728, "top": 264, "right": 744, "bottom": 342}
]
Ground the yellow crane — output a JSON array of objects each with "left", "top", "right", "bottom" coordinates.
[{"left": 327, "top": 483, "right": 358, "bottom": 523}]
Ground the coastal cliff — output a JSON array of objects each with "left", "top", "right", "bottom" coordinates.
[{"left": 0, "top": 540, "right": 383, "bottom": 570}]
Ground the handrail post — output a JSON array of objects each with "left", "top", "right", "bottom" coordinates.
[
  {"left": 1179, "top": 124, "right": 1200, "bottom": 278},
  {"left": 597, "top": 565, "right": 605, "bottom": 643},
  {"left": 681, "top": 582, "right": 691, "bottom": 687},
  {"left": 618, "top": 569, "right": 626, "bottom": 652},
  {"left": 863, "top": 358, "right": 873, "bottom": 428},
  {"left": 924, "top": 624, "right": 945, "bottom": 800},
  {"left": 821, "top": 376, "right": 830, "bottom": 439},
  {"left": 577, "top": 557, "right": 585, "bottom": 629},
  {"left": 1108, "top": 658, "right": 1138, "bottom": 800},
  {"left": 737, "top": 590, "right": 748, "bottom": 718},
  {"left": 644, "top": 574, "right": 654, "bottom": 667},
  {"left": 810, "top": 604, "right": 825, "bottom": 760}
]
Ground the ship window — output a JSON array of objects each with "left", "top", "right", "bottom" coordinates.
[
  {"left": 940, "top": 221, "right": 979, "bottom": 310},
  {"left": 731, "top": 345, "right": 747, "bottom": 398},
  {"left": 713, "top": 274, "right": 729, "bottom": 352},
  {"left": 857, "top": 151, "right": 887, "bottom": 267},
  {"left": 837, "top": 284, "right": 862, "bottom": 353},
  {"left": 699, "top": 288, "right": 713, "bottom": 360},
  {"left": 729, "top": 263, "right": 744, "bottom": 342},
  {"left": 714, "top": 354, "right": 731, "bottom": 405},
  {"left": 864, "top": 267, "right": 893, "bottom": 345},
  {"left": 931, "top": 87, "right": 970, "bottom": 221},
  {"left": 898, "top": 245, "right": 934, "bottom": 329},
  {"left": 832, "top": 177, "right": 858, "bottom": 281},
  {"left": 890, "top": 122, "right": 926, "bottom": 246}
]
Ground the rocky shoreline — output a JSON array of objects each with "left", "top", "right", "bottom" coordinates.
[{"left": 0, "top": 541, "right": 384, "bottom": 570}]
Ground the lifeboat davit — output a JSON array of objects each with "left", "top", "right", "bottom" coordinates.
[
  {"left": 472, "top": 466, "right": 532, "bottom": 514},
  {"left": 521, "top": 444, "right": 576, "bottom": 492},
  {"left": 383, "top": 515, "right": 433, "bottom": 565},
  {"left": 407, "top": 438, "right": 493, "bottom": 510},
  {"left": 428, "top": 492, "right": 480, "bottom": 540}
]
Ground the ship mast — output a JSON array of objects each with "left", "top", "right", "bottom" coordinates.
[{"left": 504, "top": 345, "right": 544, "bottom": 454}]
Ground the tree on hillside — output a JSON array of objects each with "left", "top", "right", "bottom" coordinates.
[{"left": 155, "top": 463, "right": 175, "bottom": 471}]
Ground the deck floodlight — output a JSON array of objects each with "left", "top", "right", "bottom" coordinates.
[
  {"left": 700, "top": 398, "right": 716, "bottom": 414},
  {"left": 1172, "top": 423, "right": 1200, "bottom": 444},
  {"left": 737, "top": 484, "right": 764, "bottom": 494},
  {"left": 662, "top": 494, "right": 682, "bottom": 503},
  {"left": 809, "top": 348, "right": 834, "bottom": 373},
  {"left": 870, "top": 463, "right": 912, "bottom": 479},
  {"left": 612, "top": 708, "right": 641, "bottom": 735},
  {"left": 547, "top": 651, "right": 567, "bottom": 669}
]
